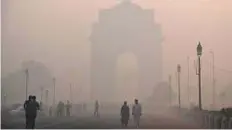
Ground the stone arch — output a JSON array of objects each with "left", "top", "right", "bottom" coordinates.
[{"left": 90, "top": 1, "right": 163, "bottom": 102}]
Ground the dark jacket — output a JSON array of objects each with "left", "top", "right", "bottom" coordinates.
[{"left": 25, "top": 101, "right": 40, "bottom": 117}]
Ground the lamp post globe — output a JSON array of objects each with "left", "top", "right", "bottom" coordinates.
[
  {"left": 197, "top": 42, "right": 203, "bottom": 56},
  {"left": 177, "top": 64, "right": 181, "bottom": 72}
]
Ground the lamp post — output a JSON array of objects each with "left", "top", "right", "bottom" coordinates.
[
  {"left": 177, "top": 64, "right": 181, "bottom": 108},
  {"left": 53, "top": 78, "right": 56, "bottom": 106},
  {"left": 45, "top": 90, "right": 49, "bottom": 106},
  {"left": 197, "top": 42, "right": 203, "bottom": 110},
  {"left": 168, "top": 75, "right": 172, "bottom": 106},
  {"left": 210, "top": 51, "right": 216, "bottom": 109},
  {"left": 25, "top": 69, "right": 29, "bottom": 100},
  {"left": 3, "top": 94, "right": 7, "bottom": 106},
  {"left": 40, "top": 87, "right": 44, "bottom": 102},
  {"left": 187, "top": 57, "right": 190, "bottom": 107},
  {"left": 70, "top": 84, "right": 73, "bottom": 103}
]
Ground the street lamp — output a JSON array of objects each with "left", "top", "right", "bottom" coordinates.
[
  {"left": 168, "top": 75, "right": 172, "bottom": 106},
  {"left": 210, "top": 51, "right": 216, "bottom": 109},
  {"left": 197, "top": 42, "right": 203, "bottom": 110},
  {"left": 25, "top": 69, "right": 29, "bottom": 100},
  {"left": 53, "top": 78, "right": 56, "bottom": 106},
  {"left": 177, "top": 64, "right": 181, "bottom": 108},
  {"left": 45, "top": 90, "right": 49, "bottom": 106}
]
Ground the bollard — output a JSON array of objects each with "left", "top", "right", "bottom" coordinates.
[
  {"left": 203, "top": 113, "right": 208, "bottom": 128},
  {"left": 221, "top": 116, "right": 227, "bottom": 129},
  {"left": 209, "top": 114, "right": 214, "bottom": 129},
  {"left": 205, "top": 114, "right": 210, "bottom": 128},
  {"left": 213, "top": 115, "right": 221, "bottom": 129},
  {"left": 229, "top": 117, "right": 232, "bottom": 129}
]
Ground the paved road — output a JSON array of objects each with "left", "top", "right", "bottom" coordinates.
[{"left": 2, "top": 113, "right": 201, "bottom": 129}]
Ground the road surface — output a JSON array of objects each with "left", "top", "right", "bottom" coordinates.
[{"left": 2, "top": 112, "right": 201, "bottom": 129}]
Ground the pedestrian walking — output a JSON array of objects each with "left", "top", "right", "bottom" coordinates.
[
  {"left": 132, "top": 99, "right": 142, "bottom": 128},
  {"left": 66, "top": 100, "right": 72, "bottom": 116},
  {"left": 24, "top": 95, "right": 33, "bottom": 129},
  {"left": 61, "top": 101, "right": 65, "bottom": 116},
  {"left": 94, "top": 100, "right": 99, "bottom": 117},
  {"left": 49, "top": 106, "right": 52, "bottom": 116},
  {"left": 30, "top": 96, "right": 40, "bottom": 129},
  {"left": 121, "top": 101, "right": 130, "bottom": 127},
  {"left": 24, "top": 96, "right": 40, "bottom": 129},
  {"left": 57, "top": 101, "right": 62, "bottom": 117}
]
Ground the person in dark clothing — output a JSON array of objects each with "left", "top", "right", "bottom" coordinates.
[
  {"left": 24, "top": 95, "right": 33, "bottom": 129},
  {"left": 57, "top": 102, "right": 62, "bottom": 117},
  {"left": 61, "top": 101, "right": 65, "bottom": 116},
  {"left": 94, "top": 100, "right": 99, "bottom": 117},
  {"left": 26, "top": 96, "right": 40, "bottom": 129},
  {"left": 49, "top": 106, "right": 53, "bottom": 117},
  {"left": 121, "top": 101, "right": 130, "bottom": 127},
  {"left": 66, "top": 100, "right": 71, "bottom": 116}
]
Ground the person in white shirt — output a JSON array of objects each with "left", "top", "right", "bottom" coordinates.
[{"left": 132, "top": 99, "right": 142, "bottom": 128}]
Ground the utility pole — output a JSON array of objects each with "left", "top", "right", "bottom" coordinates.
[
  {"left": 187, "top": 56, "right": 190, "bottom": 107},
  {"left": 3, "top": 94, "right": 7, "bottom": 106},
  {"left": 40, "top": 87, "right": 44, "bottom": 102},
  {"left": 53, "top": 78, "right": 56, "bottom": 106},
  {"left": 45, "top": 90, "right": 49, "bottom": 106},
  {"left": 25, "top": 69, "right": 29, "bottom": 100},
  {"left": 210, "top": 51, "right": 216, "bottom": 109},
  {"left": 70, "top": 84, "right": 73, "bottom": 103},
  {"left": 168, "top": 75, "right": 172, "bottom": 106},
  {"left": 197, "top": 42, "right": 203, "bottom": 110},
  {"left": 177, "top": 64, "right": 181, "bottom": 108}
]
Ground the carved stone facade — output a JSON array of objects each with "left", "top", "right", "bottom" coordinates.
[{"left": 90, "top": 1, "right": 163, "bottom": 102}]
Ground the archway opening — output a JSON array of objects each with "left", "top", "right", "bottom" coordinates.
[{"left": 115, "top": 52, "right": 139, "bottom": 103}]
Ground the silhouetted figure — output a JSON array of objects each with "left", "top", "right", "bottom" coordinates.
[
  {"left": 132, "top": 99, "right": 142, "bottom": 128},
  {"left": 121, "top": 101, "right": 130, "bottom": 127},
  {"left": 39, "top": 102, "right": 43, "bottom": 110},
  {"left": 94, "top": 100, "right": 99, "bottom": 117},
  {"left": 24, "top": 95, "right": 33, "bottom": 129},
  {"left": 61, "top": 101, "right": 65, "bottom": 116},
  {"left": 66, "top": 100, "right": 72, "bottom": 116},
  {"left": 57, "top": 102, "right": 62, "bottom": 117},
  {"left": 49, "top": 106, "right": 52, "bottom": 116},
  {"left": 25, "top": 96, "right": 40, "bottom": 129}
]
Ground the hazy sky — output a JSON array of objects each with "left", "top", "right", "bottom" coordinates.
[{"left": 2, "top": 0, "right": 232, "bottom": 104}]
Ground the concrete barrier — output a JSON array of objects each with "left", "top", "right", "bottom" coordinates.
[
  {"left": 228, "top": 117, "right": 232, "bottom": 128},
  {"left": 220, "top": 116, "right": 227, "bottom": 129},
  {"left": 213, "top": 115, "right": 221, "bottom": 129}
]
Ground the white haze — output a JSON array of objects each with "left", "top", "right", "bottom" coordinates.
[{"left": 1, "top": 0, "right": 232, "bottom": 109}]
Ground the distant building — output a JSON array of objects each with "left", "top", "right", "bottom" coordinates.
[{"left": 90, "top": 0, "right": 163, "bottom": 102}]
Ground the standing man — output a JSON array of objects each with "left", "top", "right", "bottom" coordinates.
[
  {"left": 24, "top": 95, "right": 33, "bottom": 129},
  {"left": 30, "top": 96, "right": 40, "bottom": 129},
  {"left": 61, "top": 101, "right": 65, "bottom": 117},
  {"left": 121, "top": 101, "right": 130, "bottom": 127},
  {"left": 94, "top": 100, "right": 99, "bottom": 117},
  {"left": 57, "top": 101, "right": 62, "bottom": 117},
  {"left": 49, "top": 106, "right": 52, "bottom": 117},
  {"left": 132, "top": 99, "right": 142, "bottom": 128},
  {"left": 66, "top": 100, "right": 72, "bottom": 116}
]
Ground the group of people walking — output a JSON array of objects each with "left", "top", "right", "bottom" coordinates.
[
  {"left": 121, "top": 99, "right": 142, "bottom": 128},
  {"left": 23, "top": 96, "right": 141, "bottom": 129},
  {"left": 56, "top": 100, "right": 72, "bottom": 117},
  {"left": 24, "top": 95, "right": 40, "bottom": 129}
]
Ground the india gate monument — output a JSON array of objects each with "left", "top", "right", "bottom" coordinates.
[{"left": 90, "top": 0, "right": 163, "bottom": 102}]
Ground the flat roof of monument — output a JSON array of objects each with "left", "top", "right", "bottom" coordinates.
[{"left": 100, "top": 0, "right": 153, "bottom": 14}]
